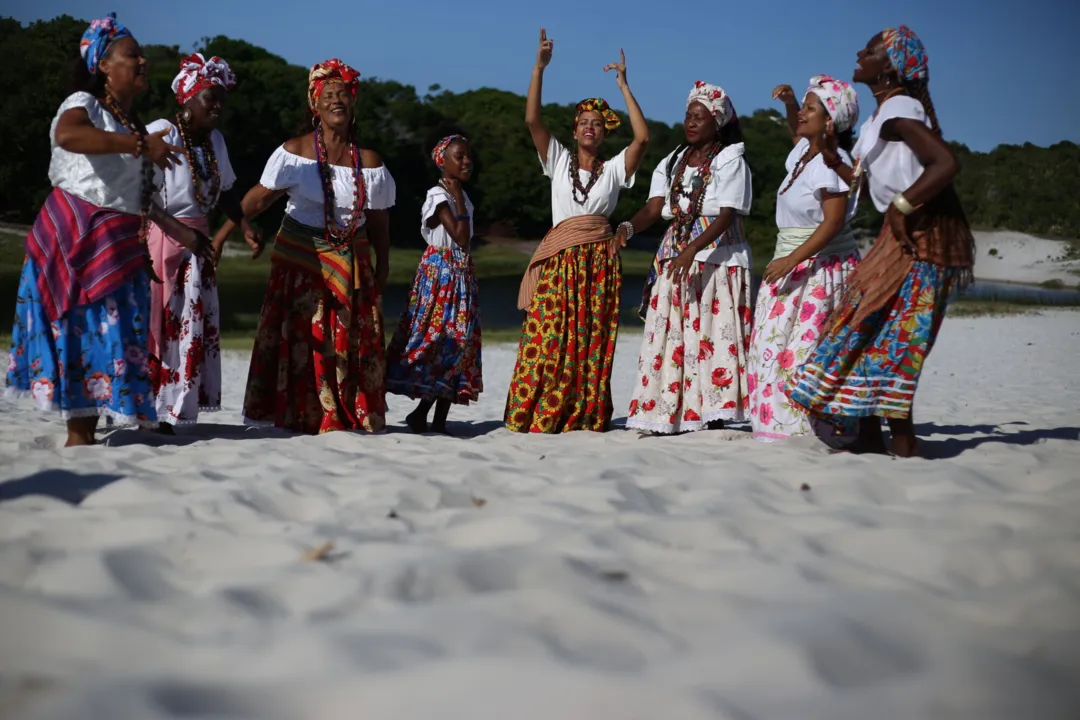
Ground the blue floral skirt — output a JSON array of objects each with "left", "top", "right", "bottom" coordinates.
[
  {"left": 385, "top": 245, "right": 482, "bottom": 404},
  {"left": 6, "top": 256, "right": 156, "bottom": 427}
]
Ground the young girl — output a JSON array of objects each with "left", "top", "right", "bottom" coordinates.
[{"left": 385, "top": 135, "right": 482, "bottom": 434}]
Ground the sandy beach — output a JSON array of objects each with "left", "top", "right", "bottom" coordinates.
[{"left": 1, "top": 309, "right": 1079, "bottom": 719}]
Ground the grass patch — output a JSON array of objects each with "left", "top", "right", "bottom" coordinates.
[{"left": 946, "top": 300, "right": 1047, "bottom": 318}]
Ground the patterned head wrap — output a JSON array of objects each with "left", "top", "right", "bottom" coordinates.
[
  {"left": 308, "top": 58, "right": 360, "bottom": 114},
  {"left": 687, "top": 81, "right": 735, "bottom": 128},
  {"left": 172, "top": 53, "right": 237, "bottom": 106},
  {"left": 79, "top": 13, "right": 132, "bottom": 74},
  {"left": 805, "top": 74, "right": 860, "bottom": 133},
  {"left": 432, "top": 134, "right": 468, "bottom": 167},
  {"left": 882, "top": 25, "right": 929, "bottom": 82},
  {"left": 574, "top": 98, "right": 621, "bottom": 132}
]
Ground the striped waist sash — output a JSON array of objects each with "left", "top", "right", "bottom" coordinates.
[{"left": 272, "top": 215, "right": 369, "bottom": 307}]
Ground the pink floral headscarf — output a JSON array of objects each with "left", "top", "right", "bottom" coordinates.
[{"left": 805, "top": 75, "right": 859, "bottom": 133}]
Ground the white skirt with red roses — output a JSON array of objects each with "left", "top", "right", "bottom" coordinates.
[
  {"left": 747, "top": 248, "right": 860, "bottom": 441},
  {"left": 626, "top": 262, "right": 751, "bottom": 434}
]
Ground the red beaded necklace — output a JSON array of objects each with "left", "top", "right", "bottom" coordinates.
[
  {"left": 314, "top": 125, "right": 366, "bottom": 251},
  {"left": 569, "top": 149, "right": 604, "bottom": 205},
  {"left": 668, "top": 142, "right": 721, "bottom": 245}
]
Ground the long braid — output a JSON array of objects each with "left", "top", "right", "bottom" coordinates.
[{"left": 904, "top": 77, "right": 941, "bottom": 136}]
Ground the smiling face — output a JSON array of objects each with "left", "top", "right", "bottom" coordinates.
[
  {"left": 796, "top": 93, "right": 831, "bottom": 139},
  {"left": 573, "top": 110, "right": 606, "bottom": 150},
  {"left": 315, "top": 80, "right": 355, "bottom": 129},
  {"left": 854, "top": 32, "right": 892, "bottom": 85},
  {"left": 683, "top": 101, "right": 719, "bottom": 145},
  {"left": 442, "top": 139, "right": 472, "bottom": 181},
  {"left": 98, "top": 36, "right": 148, "bottom": 95},
  {"left": 185, "top": 85, "right": 227, "bottom": 132}
]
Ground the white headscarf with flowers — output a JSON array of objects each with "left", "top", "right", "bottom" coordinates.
[
  {"left": 686, "top": 81, "right": 735, "bottom": 128},
  {"left": 805, "top": 75, "right": 859, "bottom": 133},
  {"left": 171, "top": 53, "right": 237, "bottom": 106}
]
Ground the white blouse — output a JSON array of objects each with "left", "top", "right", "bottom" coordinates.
[
  {"left": 775, "top": 138, "right": 855, "bottom": 228},
  {"left": 259, "top": 145, "right": 396, "bottom": 228},
  {"left": 851, "top": 95, "right": 932, "bottom": 213},
  {"left": 648, "top": 143, "right": 753, "bottom": 266},
  {"left": 540, "top": 136, "right": 635, "bottom": 226},
  {"left": 421, "top": 185, "right": 473, "bottom": 249},
  {"left": 48, "top": 92, "right": 155, "bottom": 214},
  {"left": 146, "top": 118, "right": 236, "bottom": 219}
]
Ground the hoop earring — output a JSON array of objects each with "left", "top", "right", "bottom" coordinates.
[{"left": 311, "top": 116, "right": 319, "bottom": 129}]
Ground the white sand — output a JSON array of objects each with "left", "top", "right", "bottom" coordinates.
[
  {"left": 971, "top": 231, "right": 1079, "bottom": 286},
  {"left": 2, "top": 312, "right": 1080, "bottom": 719}
]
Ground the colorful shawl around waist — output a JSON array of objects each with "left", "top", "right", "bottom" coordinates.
[
  {"left": 637, "top": 215, "right": 745, "bottom": 321},
  {"left": 272, "top": 214, "right": 369, "bottom": 308},
  {"left": 24, "top": 187, "right": 147, "bottom": 322},
  {"left": 517, "top": 214, "right": 612, "bottom": 310}
]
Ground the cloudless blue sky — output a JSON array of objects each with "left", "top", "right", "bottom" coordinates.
[{"left": 9, "top": 0, "right": 1079, "bottom": 152}]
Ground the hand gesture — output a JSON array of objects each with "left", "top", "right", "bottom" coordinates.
[
  {"left": 665, "top": 247, "right": 697, "bottom": 284},
  {"left": 771, "top": 84, "right": 797, "bottom": 107},
  {"left": 240, "top": 218, "right": 263, "bottom": 260},
  {"left": 886, "top": 206, "right": 917, "bottom": 255},
  {"left": 603, "top": 48, "right": 628, "bottom": 88},
  {"left": 180, "top": 227, "right": 214, "bottom": 262},
  {"left": 820, "top": 122, "right": 841, "bottom": 168},
  {"left": 144, "top": 128, "right": 184, "bottom": 170},
  {"left": 763, "top": 256, "right": 797, "bottom": 285},
  {"left": 609, "top": 224, "right": 628, "bottom": 258},
  {"left": 537, "top": 28, "right": 553, "bottom": 68}
]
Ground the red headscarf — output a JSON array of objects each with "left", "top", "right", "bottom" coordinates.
[
  {"left": 308, "top": 58, "right": 360, "bottom": 114},
  {"left": 172, "top": 52, "right": 237, "bottom": 106}
]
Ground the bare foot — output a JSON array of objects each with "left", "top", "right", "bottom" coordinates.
[
  {"left": 406, "top": 410, "right": 428, "bottom": 434},
  {"left": 706, "top": 419, "right": 725, "bottom": 431},
  {"left": 155, "top": 423, "right": 176, "bottom": 436},
  {"left": 889, "top": 434, "right": 921, "bottom": 458}
]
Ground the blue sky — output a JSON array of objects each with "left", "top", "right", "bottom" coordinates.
[{"left": 10, "top": 0, "right": 1078, "bottom": 152}]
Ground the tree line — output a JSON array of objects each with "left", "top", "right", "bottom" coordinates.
[{"left": 3, "top": 15, "right": 1077, "bottom": 264}]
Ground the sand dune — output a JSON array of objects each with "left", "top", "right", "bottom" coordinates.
[{"left": 2, "top": 311, "right": 1080, "bottom": 719}]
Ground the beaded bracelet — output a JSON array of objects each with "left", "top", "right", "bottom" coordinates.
[
  {"left": 133, "top": 131, "right": 145, "bottom": 158},
  {"left": 823, "top": 154, "right": 842, "bottom": 170},
  {"left": 456, "top": 213, "right": 470, "bottom": 221},
  {"left": 618, "top": 220, "right": 635, "bottom": 240}
]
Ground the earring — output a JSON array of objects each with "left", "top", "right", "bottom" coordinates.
[
  {"left": 311, "top": 116, "right": 319, "bottom": 129},
  {"left": 182, "top": 108, "right": 193, "bottom": 123}
]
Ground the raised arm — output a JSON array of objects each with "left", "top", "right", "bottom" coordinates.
[
  {"left": 54, "top": 107, "right": 183, "bottom": 169},
  {"left": 526, "top": 28, "right": 554, "bottom": 162},
  {"left": 771, "top": 85, "right": 800, "bottom": 145},
  {"left": 605, "top": 49, "right": 649, "bottom": 177}
]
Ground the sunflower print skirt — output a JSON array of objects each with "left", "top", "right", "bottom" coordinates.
[{"left": 504, "top": 242, "right": 620, "bottom": 433}]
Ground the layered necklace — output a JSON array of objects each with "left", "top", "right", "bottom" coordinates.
[
  {"left": 569, "top": 150, "right": 604, "bottom": 205},
  {"left": 668, "top": 142, "right": 721, "bottom": 245},
  {"left": 314, "top": 124, "right": 366, "bottom": 251},
  {"left": 175, "top": 111, "right": 221, "bottom": 215},
  {"left": 100, "top": 91, "right": 155, "bottom": 241}
]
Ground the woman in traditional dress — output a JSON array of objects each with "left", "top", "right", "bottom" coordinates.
[
  {"left": 747, "top": 76, "right": 861, "bottom": 442},
  {"left": 145, "top": 53, "right": 261, "bottom": 433},
  {"left": 6, "top": 14, "right": 212, "bottom": 447},
  {"left": 505, "top": 30, "right": 649, "bottom": 434},
  {"left": 621, "top": 82, "right": 753, "bottom": 436},
  {"left": 386, "top": 134, "right": 482, "bottom": 435},
  {"left": 786, "top": 26, "right": 975, "bottom": 457},
  {"left": 238, "top": 58, "right": 395, "bottom": 434}
]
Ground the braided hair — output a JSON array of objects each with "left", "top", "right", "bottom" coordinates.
[{"left": 902, "top": 77, "right": 942, "bottom": 136}]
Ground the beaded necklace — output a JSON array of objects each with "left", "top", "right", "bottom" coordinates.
[
  {"left": 314, "top": 124, "right": 366, "bottom": 252},
  {"left": 668, "top": 142, "right": 721, "bottom": 245},
  {"left": 100, "top": 92, "right": 154, "bottom": 241},
  {"left": 175, "top": 112, "right": 221, "bottom": 215},
  {"left": 569, "top": 149, "right": 604, "bottom": 205},
  {"left": 779, "top": 148, "right": 819, "bottom": 195}
]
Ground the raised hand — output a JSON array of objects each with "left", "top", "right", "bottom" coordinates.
[
  {"left": 603, "top": 48, "right": 628, "bottom": 88},
  {"left": 537, "top": 28, "right": 553, "bottom": 68},
  {"left": 144, "top": 128, "right": 184, "bottom": 170},
  {"left": 771, "top": 84, "right": 797, "bottom": 106},
  {"left": 821, "top": 122, "right": 842, "bottom": 167}
]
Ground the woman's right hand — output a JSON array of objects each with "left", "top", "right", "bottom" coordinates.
[
  {"left": 536, "top": 28, "right": 553, "bottom": 68},
  {"left": 180, "top": 227, "right": 214, "bottom": 261},
  {"left": 820, "top": 124, "right": 841, "bottom": 168},
  {"left": 771, "top": 84, "right": 796, "bottom": 106},
  {"left": 144, "top": 128, "right": 184, "bottom": 170}
]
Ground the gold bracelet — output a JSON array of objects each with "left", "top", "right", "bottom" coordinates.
[{"left": 891, "top": 192, "right": 915, "bottom": 216}]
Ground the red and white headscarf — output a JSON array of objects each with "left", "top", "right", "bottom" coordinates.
[
  {"left": 687, "top": 81, "right": 735, "bottom": 129},
  {"left": 805, "top": 74, "right": 860, "bottom": 133},
  {"left": 308, "top": 58, "right": 360, "bottom": 114},
  {"left": 172, "top": 53, "right": 237, "bottom": 106}
]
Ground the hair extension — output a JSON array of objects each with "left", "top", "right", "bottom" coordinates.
[{"left": 905, "top": 77, "right": 941, "bottom": 136}]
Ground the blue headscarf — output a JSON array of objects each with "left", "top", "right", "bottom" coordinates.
[
  {"left": 882, "top": 25, "right": 928, "bottom": 82},
  {"left": 79, "top": 13, "right": 132, "bottom": 74}
]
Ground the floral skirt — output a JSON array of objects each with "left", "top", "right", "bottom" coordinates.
[
  {"left": 386, "top": 245, "right": 482, "bottom": 404},
  {"left": 786, "top": 261, "right": 955, "bottom": 419},
  {"left": 748, "top": 250, "right": 859, "bottom": 441},
  {"left": 627, "top": 262, "right": 751, "bottom": 434},
  {"left": 147, "top": 220, "right": 221, "bottom": 425},
  {"left": 6, "top": 256, "right": 155, "bottom": 427},
  {"left": 242, "top": 247, "right": 386, "bottom": 434},
  {"left": 505, "top": 242, "right": 620, "bottom": 433}
]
